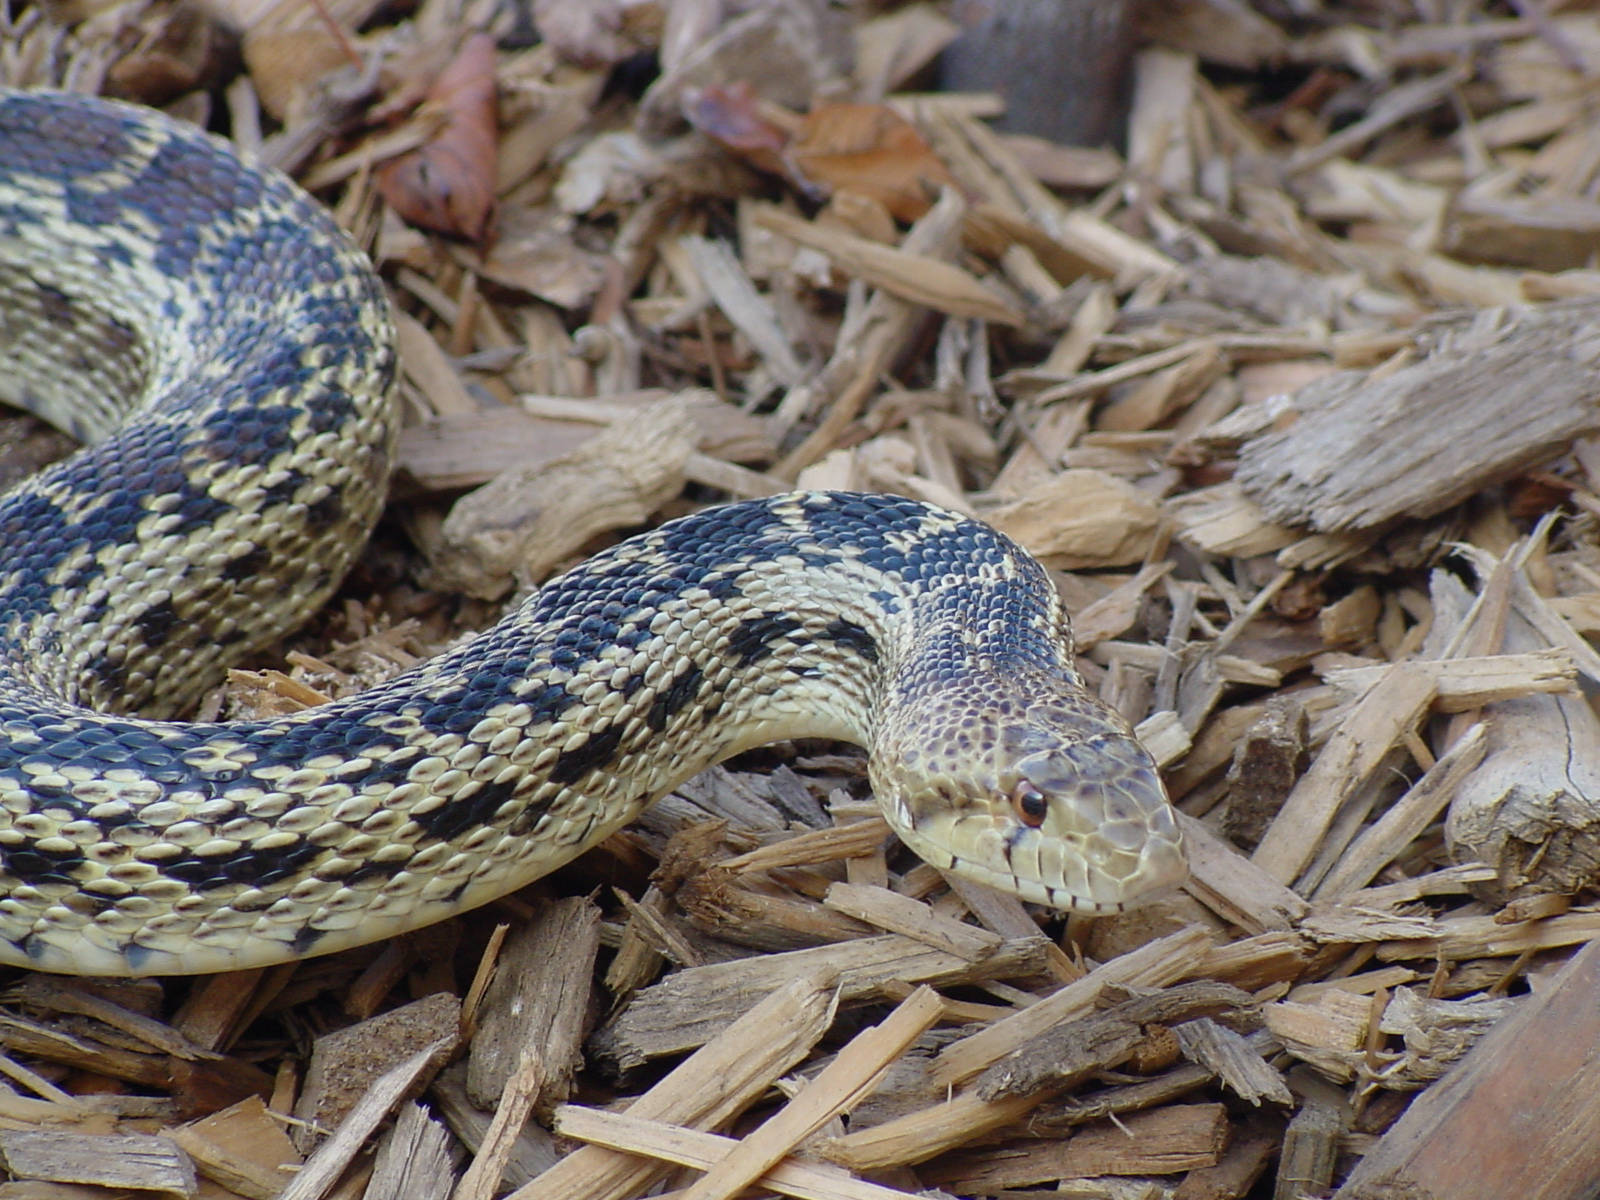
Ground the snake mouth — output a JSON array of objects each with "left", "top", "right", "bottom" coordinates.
[
  {"left": 879, "top": 736, "right": 1190, "bottom": 914},
  {"left": 894, "top": 808, "right": 1189, "bottom": 914}
]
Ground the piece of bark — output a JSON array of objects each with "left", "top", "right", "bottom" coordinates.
[
  {"left": 551, "top": 1105, "right": 917, "bottom": 1200},
  {"left": 291, "top": 991, "right": 461, "bottom": 1153},
  {"left": 1219, "top": 698, "right": 1307, "bottom": 852},
  {"left": 1335, "top": 938, "right": 1600, "bottom": 1199},
  {"left": 169, "top": 1095, "right": 300, "bottom": 1200},
  {"left": 1276, "top": 1095, "right": 1343, "bottom": 1200},
  {"left": 365, "top": 1102, "right": 457, "bottom": 1200},
  {"left": 0, "top": 1131, "right": 197, "bottom": 1196},
  {"left": 281, "top": 1040, "right": 452, "bottom": 1200},
  {"left": 427, "top": 391, "right": 698, "bottom": 598},
  {"left": 1233, "top": 301, "right": 1600, "bottom": 532},
  {"left": 1251, "top": 664, "right": 1437, "bottom": 888},
  {"left": 926, "top": 1103, "right": 1230, "bottom": 1191},
  {"left": 590, "top": 932, "right": 1050, "bottom": 1073},
  {"left": 975, "top": 981, "right": 1254, "bottom": 1102},
  {"left": 1431, "top": 563, "right": 1600, "bottom": 901},
  {"left": 511, "top": 971, "right": 840, "bottom": 1200},
  {"left": 466, "top": 896, "right": 601, "bottom": 1111}
]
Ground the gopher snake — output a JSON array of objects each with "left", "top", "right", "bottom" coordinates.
[{"left": 0, "top": 90, "right": 1185, "bottom": 976}]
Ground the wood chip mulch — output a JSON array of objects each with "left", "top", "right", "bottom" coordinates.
[{"left": 6, "top": 2, "right": 1600, "bottom": 1198}]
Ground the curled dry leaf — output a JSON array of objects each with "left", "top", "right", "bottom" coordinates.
[
  {"left": 789, "top": 102, "right": 957, "bottom": 222},
  {"left": 683, "top": 82, "right": 803, "bottom": 193},
  {"left": 688, "top": 90, "right": 957, "bottom": 222},
  {"left": 376, "top": 32, "right": 499, "bottom": 243}
]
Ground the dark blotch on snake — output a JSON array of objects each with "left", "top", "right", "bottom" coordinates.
[
  {"left": 726, "top": 612, "right": 804, "bottom": 666},
  {"left": 549, "top": 722, "right": 628, "bottom": 786},
  {"left": 646, "top": 662, "right": 705, "bottom": 732},
  {"left": 411, "top": 775, "right": 522, "bottom": 844}
]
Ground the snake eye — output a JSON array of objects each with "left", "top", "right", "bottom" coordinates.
[{"left": 1011, "top": 782, "right": 1048, "bottom": 828}]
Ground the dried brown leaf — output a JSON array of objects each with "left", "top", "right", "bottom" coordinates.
[{"left": 376, "top": 33, "right": 499, "bottom": 243}]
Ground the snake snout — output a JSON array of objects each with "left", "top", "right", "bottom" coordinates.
[
  {"left": 1008, "top": 734, "right": 1188, "bottom": 911},
  {"left": 877, "top": 696, "right": 1188, "bottom": 915}
]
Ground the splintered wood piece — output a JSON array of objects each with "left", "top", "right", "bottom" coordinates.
[
  {"left": 1176, "top": 814, "right": 1309, "bottom": 934},
  {"left": 366, "top": 1102, "right": 455, "bottom": 1200},
  {"left": 170, "top": 968, "right": 289, "bottom": 1053},
  {"left": 1251, "top": 664, "right": 1437, "bottom": 887},
  {"left": 1374, "top": 909, "right": 1600, "bottom": 961},
  {"left": 822, "top": 882, "right": 1004, "bottom": 960},
  {"left": 931, "top": 926, "right": 1214, "bottom": 1088},
  {"left": 1312, "top": 721, "right": 1487, "bottom": 899},
  {"left": 982, "top": 469, "right": 1162, "bottom": 569},
  {"left": 718, "top": 817, "right": 893, "bottom": 874},
  {"left": 510, "top": 971, "right": 840, "bottom": 1200},
  {"left": 678, "top": 868, "right": 878, "bottom": 951},
  {"left": 290, "top": 991, "right": 461, "bottom": 1153},
  {"left": 921, "top": 1103, "right": 1231, "bottom": 1191},
  {"left": 1173, "top": 1022, "right": 1293, "bottom": 1107},
  {"left": 430, "top": 392, "right": 699, "bottom": 599},
  {"left": 975, "top": 982, "right": 1254, "bottom": 1101},
  {"left": 170, "top": 1095, "right": 301, "bottom": 1199},
  {"left": 677, "top": 986, "right": 942, "bottom": 1200},
  {"left": 680, "top": 234, "right": 808, "bottom": 386},
  {"left": 279, "top": 1040, "right": 452, "bottom": 1200},
  {"left": 396, "top": 391, "right": 774, "bottom": 492},
  {"left": 753, "top": 204, "right": 1023, "bottom": 326},
  {"left": 455, "top": 1051, "right": 558, "bottom": 1200},
  {"left": 772, "top": 187, "right": 967, "bottom": 473},
  {"left": 1234, "top": 301, "right": 1600, "bottom": 532},
  {"left": 0, "top": 1131, "right": 198, "bottom": 1196},
  {"left": 1321, "top": 648, "right": 1577, "bottom": 709},
  {"left": 1262, "top": 990, "right": 1371, "bottom": 1083},
  {"left": 817, "top": 1089, "right": 1037, "bottom": 1172},
  {"left": 589, "top": 932, "right": 1050, "bottom": 1072},
  {"left": 1276, "top": 1096, "right": 1343, "bottom": 1200},
  {"left": 1433, "top": 557, "right": 1600, "bottom": 900},
  {"left": 431, "top": 1063, "right": 561, "bottom": 1188},
  {"left": 552, "top": 1105, "right": 919, "bottom": 1200},
  {"left": 466, "top": 896, "right": 601, "bottom": 1110},
  {"left": 1172, "top": 1118, "right": 1280, "bottom": 1200}
]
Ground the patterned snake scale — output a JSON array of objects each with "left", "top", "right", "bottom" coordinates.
[{"left": 0, "top": 90, "right": 1185, "bottom": 976}]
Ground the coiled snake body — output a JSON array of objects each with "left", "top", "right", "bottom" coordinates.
[{"left": 0, "top": 90, "right": 1184, "bottom": 976}]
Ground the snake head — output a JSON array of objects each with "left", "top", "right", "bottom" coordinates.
[{"left": 871, "top": 678, "right": 1187, "bottom": 914}]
